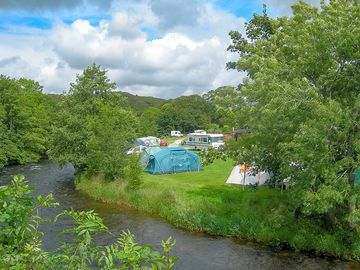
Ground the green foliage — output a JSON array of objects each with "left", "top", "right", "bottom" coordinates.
[
  {"left": 124, "top": 154, "right": 144, "bottom": 190},
  {"left": 0, "top": 176, "right": 177, "bottom": 269},
  {"left": 121, "top": 91, "right": 167, "bottom": 114},
  {"left": 202, "top": 85, "right": 244, "bottom": 128},
  {"left": 99, "top": 232, "right": 177, "bottom": 270},
  {"left": 157, "top": 95, "right": 216, "bottom": 134},
  {"left": 0, "top": 76, "right": 52, "bottom": 167},
  {"left": 139, "top": 107, "right": 161, "bottom": 137},
  {"left": 0, "top": 175, "right": 58, "bottom": 269},
  {"left": 52, "top": 209, "right": 108, "bottom": 269},
  {"left": 49, "top": 64, "right": 140, "bottom": 181},
  {"left": 225, "top": 0, "right": 360, "bottom": 235},
  {"left": 79, "top": 159, "right": 360, "bottom": 259}
]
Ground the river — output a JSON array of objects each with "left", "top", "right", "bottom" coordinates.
[{"left": 1, "top": 160, "right": 358, "bottom": 270}]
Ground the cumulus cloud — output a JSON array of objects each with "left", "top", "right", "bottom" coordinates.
[
  {"left": 0, "top": 33, "right": 76, "bottom": 93},
  {"left": 149, "top": 0, "right": 200, "bottom": 30},
  {"left": 48, "top": 4, "right": 246, "bottom": 98},
  {"left": 0, "top": 0, "right": 247, "bottom": 98},
  {"left": 107, "top": 12, "right": 145, "bottom": 39}
]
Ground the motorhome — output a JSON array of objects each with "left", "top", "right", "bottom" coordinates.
[{"left": 187, "top": 133, "right": 225, "bottom": 150}]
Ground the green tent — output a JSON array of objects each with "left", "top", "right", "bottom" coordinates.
[
  {"left": 145, "top": 147, "right": 202, "bottom": 174},
  {"left": 140, "top": 146, "right": 162, "bottom": 166}
]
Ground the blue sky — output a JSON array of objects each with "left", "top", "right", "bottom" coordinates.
[
  {"left": 0, "top": 0, "right": 264, "bottom": 33},
  {"left": 214, "top": 0, "right": 263, "bottom": 19},
  {"left": 0, "top": 0, "right": 319, "bottom": 98}
]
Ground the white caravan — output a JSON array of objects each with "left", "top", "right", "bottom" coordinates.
[
  {"left": 187, "top": 133, "right": 225, "bottom": 150},
  {"left": 170, "top": 130, "right": 183, "bottom": 137}
]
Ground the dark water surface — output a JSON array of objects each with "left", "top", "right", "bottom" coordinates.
[{"left": 1, "top": 160, "right": 359, "bottom": 270}]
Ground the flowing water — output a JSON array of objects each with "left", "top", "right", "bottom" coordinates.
[{"left": 1, "top": 160, "right": 358, "bottom": 270}]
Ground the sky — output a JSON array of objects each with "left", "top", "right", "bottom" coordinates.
[{"left": 0, "top": 0, "right": 320, "bottom": 98}]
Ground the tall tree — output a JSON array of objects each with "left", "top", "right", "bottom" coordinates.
[
  {"left": 158, "top": 95, "right": 216, "bottom": 134},
  {"left": 202, "top": 86, "right": 244, "bottom": 128},
  {"left": 0, "top": 76, "right": 51, "bottom": 167},
  {"left": 49, "top": 64, "right": 139, "bottom": 180},
  {"left": 227, "top": 0, "right": 360, "bottom": 231},
  {"left": 139, "top": 107, "right": 161, "bottom": 137}
]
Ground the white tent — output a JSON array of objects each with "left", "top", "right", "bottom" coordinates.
[{"left": 226, "top": 164, "right": 270, "bottom": 185}]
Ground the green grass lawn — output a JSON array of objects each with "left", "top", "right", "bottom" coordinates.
[{"left": 77, "top": 159, "right": 354, "bottom": 259}]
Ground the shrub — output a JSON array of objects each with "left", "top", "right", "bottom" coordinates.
[{"left": 0, "top": 176, "right": 177, "bottom": 269}]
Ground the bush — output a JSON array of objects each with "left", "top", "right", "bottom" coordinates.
[
  {"left": 0, "top": 176, "right": 177, "bottom": 269},
  {"left": 124, "top": 154, "right": 143, "bottom": 190}
]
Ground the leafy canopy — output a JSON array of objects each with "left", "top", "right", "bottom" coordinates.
[
  {"left": 226, "top": 0, "right": 360, "bottom": 232},
  {"left": 0, "top": 76, "right": 52, "bottom": 168},
  {"left": 0, "top": 175, "right": 177, "bottom": 269},
  {"left": 49, "top": 64, "right": 139, "bottom": 181}
]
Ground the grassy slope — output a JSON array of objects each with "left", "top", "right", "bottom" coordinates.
[
  {"left": 120, "top": 92, "right": 168, "bottom": 113},
  {"left": 77, "top": 160, "right": 352, "bottom": 259},
  {"left": 47, "top": 92, "right": 167, "bottom": 114}
]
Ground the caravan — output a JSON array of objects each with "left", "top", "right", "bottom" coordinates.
[
  {"left": 170, "top": 130, "right": 183, "bottom": 137},
  {"left": 187, "top": 133, "right": 225, "bottom": 150}
]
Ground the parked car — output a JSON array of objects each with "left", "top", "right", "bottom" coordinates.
[
  {"left": 170, "top": 130, "right": 183, "bottom": 137},
  {"left": 160, "top": 140, "right": 168, "bottom": 147}
]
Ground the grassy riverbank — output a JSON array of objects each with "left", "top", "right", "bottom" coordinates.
[{"left": 77, "top": 160, "right": 356, "bottom": 260}]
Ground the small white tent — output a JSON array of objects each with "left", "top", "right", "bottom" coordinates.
[{"left": 226, "top": 164, "right": 270, "bottom": 185}]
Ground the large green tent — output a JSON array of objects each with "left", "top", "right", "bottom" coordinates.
[
  {"left": 140, "top": 146, "right": 162, "bottom": 166},
  {"left": 144, "top": 147, "right": 202, "bottom": 174}
]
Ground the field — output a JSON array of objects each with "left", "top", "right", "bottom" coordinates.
[{"left": 77, "top": 159, "right": 353, "bottom": 259}]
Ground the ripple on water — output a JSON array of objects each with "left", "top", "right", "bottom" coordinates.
[{"left": 0, "top": 160, "right": 357, "bottom": 270}]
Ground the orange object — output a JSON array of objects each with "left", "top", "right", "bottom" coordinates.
[{"left": 239, "top": 164, "right": 251, "bottom": 173}]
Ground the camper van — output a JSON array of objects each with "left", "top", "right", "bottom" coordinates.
[
  {"left": 187, "top": 133, "right": 225, "bottom": 150},
  {"left": 170, "top": 130, "right": 183, "bottom": 137}
]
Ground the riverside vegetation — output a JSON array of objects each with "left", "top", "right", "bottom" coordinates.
[
  {"left": 0, "top": 175, "right": 177, "bottom": 269},
  {"left": 78, "top": 0, "right": 360, "bottom": 261},
  {"left": 1, "top": 0, "right": 360, "bottom": 264},
  {"left": 77, "top": 159, "right": 357, "bottom": 260}
]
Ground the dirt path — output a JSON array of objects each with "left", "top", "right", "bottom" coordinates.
[{"left": 168, "top": 139, "right": 183, "bottom": 147}]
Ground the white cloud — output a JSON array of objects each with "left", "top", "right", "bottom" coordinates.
[
  {"left": 0, "top": 32, "right": 76, "bottom": 93},
  {"left": 0, "top": 1, "right": 247, "bottom": 98},
  {"left": 107, "top": 12, "right": 145, "bottom": 39},
  {"left": 149, "top": 0, "right": 200, "bottom": 30},
  {"left": 265, "top": 0, "right": 322, "bottom": 16}
]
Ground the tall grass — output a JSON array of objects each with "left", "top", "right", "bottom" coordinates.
[{"left": 77, "top": 160, "right": 359, "bottom": 260}]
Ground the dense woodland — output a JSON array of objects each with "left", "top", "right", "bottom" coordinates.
[
  {"left": 0, "top": 66, "right": 234, "bottom": 172},
  {"left": 2, "top": 0, "right": 360, "bottom": 267}
]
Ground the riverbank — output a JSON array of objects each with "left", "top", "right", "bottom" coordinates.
[{"left": 77, "top": 159, "right": 357, "bottom": 260}]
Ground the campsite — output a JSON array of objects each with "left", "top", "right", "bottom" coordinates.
[{"left": 1, "top": 1, "right": 360, "bottom": 269}]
